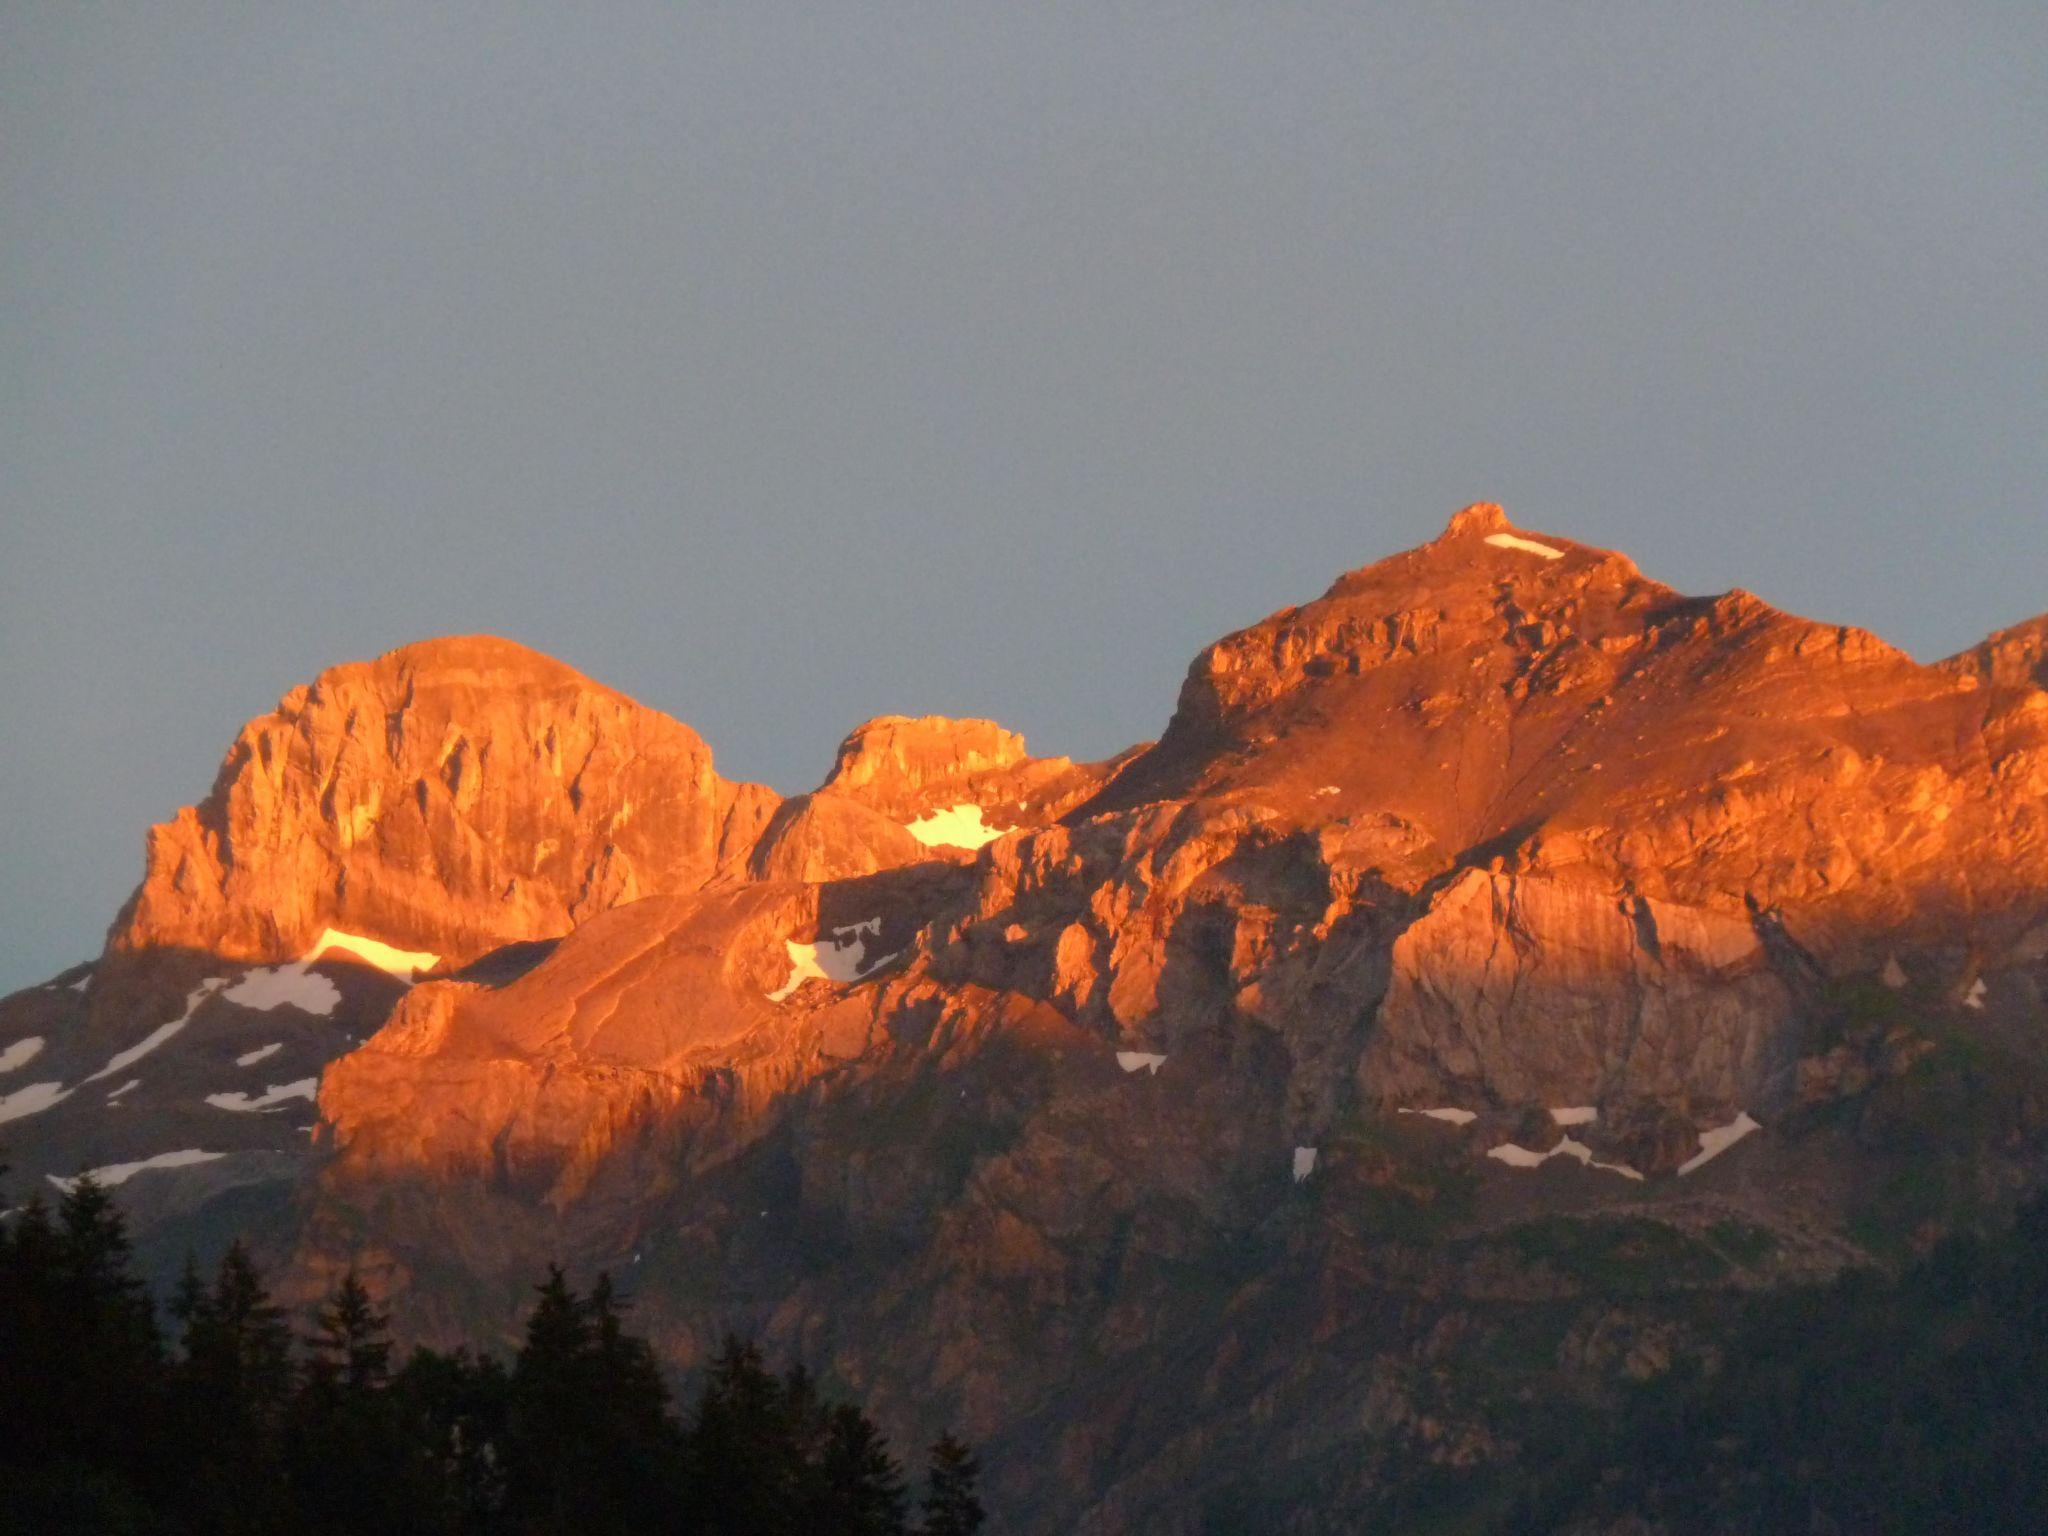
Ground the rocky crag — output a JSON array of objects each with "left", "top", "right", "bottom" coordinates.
[{"left": 4, "top": 506, "right": 2046, "bottom": 1532}]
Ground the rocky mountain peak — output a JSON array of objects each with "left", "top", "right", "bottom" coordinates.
[
  {"left": 7, "top": 505, "right": 2048, "bottom": 1535},
  {"left": 105, "top": 634, "right": 781, "bottom": 982},
  {"left": 1441, "top": 499, "right": 1512, "bottom": 537},
  {"left": 1945, "top": 613, "right": 2048, "bottom": 690},
  {"left": 820, "top": 715, "right": 1038, "bottom": 820}
]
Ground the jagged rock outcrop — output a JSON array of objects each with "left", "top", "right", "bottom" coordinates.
[
  {"left": 1945, "top": 612, "right": 2048, "bottom": 690},
  {"left": 109, "top": 635, "right": 783, "bottom": 974},
  {"left": 5, "top": 503, "right": 2047, "bottom": 1533}
]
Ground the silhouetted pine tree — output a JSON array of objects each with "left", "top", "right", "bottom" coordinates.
[
  {"left": 169, "top": 1241, "right": 297, "bottom": 1533},
  {"left": 0, "top": 1169, "right": 983, "bottom": 1536},
  {"left": 0, "top": 1181, "right": 165, "bottom": 1533},
  {"left": 58, "top": 1180, "right": 165, "bottom": 1493},
  {"left": 504, "top": 1267, "right": 685, "bottom": 1533},
  {"left": 586, "top": 1273, "right": 687, "bottom": 1520},
  {"left": 688, "top": 1335, "right": 803, "bottom": 1534},
  {"left": 287, "top": 1267, "right": 423, "bottom": 1535},
  {"left": 393, "top": 1344, "right": 512, "bottom": 1534},
  {"left": 781, "top": 1359, "right": 833, "bottom": 1485},
  {"left": 308, "top": 1267, "right": 394, "bottom": 1390},
  {"left": 920, "top": 1432, "right": 986, "bottom": 1536},
  {"left": 811, "top": 1401, "right": 908, "bottom": 1535},
  {"left": 504, "top": 1266, "right": 596, "bottom": 1533}
]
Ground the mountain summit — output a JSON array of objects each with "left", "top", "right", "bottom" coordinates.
[{"left": 5, "top": 506, "right": 2046, "bottom": 1531}]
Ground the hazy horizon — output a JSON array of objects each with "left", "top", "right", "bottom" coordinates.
[{"left": 5, "top": 4, "right": 2045, "bottom": 990}]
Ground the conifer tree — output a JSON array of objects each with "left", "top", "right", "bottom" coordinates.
[
  {"left": 288, "top": 1266, "right": 418, "bottom": 1535},
  {"left": 52, "top": 1178, "right": 163, "bottom": 1474},
  {"left": 689, "top": 1334, "right": 802, "bottom": 1534},
  {"left": 393, "top": 1344, "right": 511, "bottom": 1533},
  {"left": 920, "top": 1432, "right": 986, "bottom": 1536},
  {"left": 582, "top": 1272, "right": 686, "bottom": 1529},
  {"left": 813, "top": 1401, "right": 908, "bottom": 1536},
  {"left": 307, "top": 1266, "right": 393, "bottom": 1391},
  {"left": 505, "top": 1265, "right": 597, "bottom": 1532},
  {"left": 170, "top": 1241, "right": 297, "bottom": 1533},
  {"left": 0, "top": 1184, "right": 164, "bottom": 1530},
  {"left": 0, "top": 1174, "right": 989, "bottom": 1536}
]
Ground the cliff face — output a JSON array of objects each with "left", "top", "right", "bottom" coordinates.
[
  {"left": 109, "top": 634, "right": 781, "bottom": 972},
  {"left": 5, "top": 505, "right": 2047, "bottom": 1532}
]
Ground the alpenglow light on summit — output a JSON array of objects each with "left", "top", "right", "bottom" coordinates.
[{"left": 5, "top": 501, "right": 2046, "bottom": 1534}]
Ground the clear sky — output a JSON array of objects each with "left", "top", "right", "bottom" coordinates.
[{"left": 4, "top": 3, "right": 2044, "bottom": 991}]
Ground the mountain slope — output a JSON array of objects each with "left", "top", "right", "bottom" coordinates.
[{"left": 4, "top": 505, "right": 2046, "bottom": 1532}]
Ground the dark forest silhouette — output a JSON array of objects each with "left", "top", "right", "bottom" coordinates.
[{"left": 0, "top": 1172, "right": 984, "bottom": 1536}]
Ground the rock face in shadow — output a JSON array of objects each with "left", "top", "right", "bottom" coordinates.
[{"left": 6, "top": 504, "right": 2048, "bottom": 1532}]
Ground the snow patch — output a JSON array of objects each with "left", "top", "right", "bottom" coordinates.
[
  {"left": 1677, "top": 1112, "right": 1761, "bottom": 1176},
  {"left": 219, "top": 929, "right": 433, "bottom": 1017},
  {"left": 224, "top": 963, "right": 341, "bottom": 1016},
  {"left": 69, "top": 975, "right": 91, "bottom": 993},
  {"left": 767, "top": 922, "right": 894, "bottom": 1002},
  {"left": 1116, "top": 1052, "right": 1167, "bottom": 1075},
  {"left": 1292, "top": 1147, "right": 1319, "bottom": 1183},
  {"left": 304, "top": 927, "right": 440, "bottom": 980},
  {"left": 104, "top": 1079, "right": 141, "bottom": 1104},
  {"left": 1486, "top": 1138, "right": 1643, "bottom": 1181},
  {"left": 0, "top": 1037, "right": 45, "bottom": 1075},
  {"left": 85, "top": 980, "right": 228, "bottom": 1082},
  {"left": 236, "top": 1043, "right": 283, "bottom": 1068},
  {"left": 1550, "top": 1106, "right": 1598, "bottom": 1127},
  {"left": 1398, "top": 1107, "right": 1477, "bottom": 1126},
  {"left": 48, "top": 1150, "right": 226, "bottom": 1192},
  {"left": 1880, "top": 955, "right": 1909, "bottom": 990},
  {"left": 1964, "top": 977, "right": 1988, "bottom": 1011},
  {"left": 1484, "top": 532, "right": 1564, "bottom": 561},
  {"left": 206, "top": 1078, "right": 318, "bottom": 1114},
  {"left": 904, "top": 803, "right": 1006, "bottom": 850},
  {"left": 0, "top": 1081, "right": 72, "bottom": 1125}
]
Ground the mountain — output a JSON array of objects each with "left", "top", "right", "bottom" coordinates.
[{"left": 5, "top": 505, "right": 2046, "bottom": 1532}]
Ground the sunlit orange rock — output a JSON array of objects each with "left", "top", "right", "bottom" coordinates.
[
  {"left": 6, "top": 502, "right": 2048, "bottom": 1534},
  {"left": 109, "top": 635, "right": 781, "bottom": 971}
]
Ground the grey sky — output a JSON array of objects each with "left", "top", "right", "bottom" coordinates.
[{"left": 4, "top": 3, "right": 2044, "bottom": 990}]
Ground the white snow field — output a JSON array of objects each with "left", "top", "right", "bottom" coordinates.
[
  {"left": 236, "top": 1043, "right": 284, "bottom": 1068},
  {"left": 1398, "top": 1106, "right": 1478, "bottom": 1126},
  {"left": 1292, "top": 1147, "right": 1319, "bottom": 1182},
  {"left": 1484, "top": 532, "right": 1565, "bottom": 560},
  {"left": 1116, "top": 1052, "right": 1167, "bottom": 1075},
  {"left": 903, "top": 803, "right": 1006, "bottom": 850},
  {"left": 0, "top": 1080, "right": 72, "bottom": 1125},
  {"left": 48, "top": 1149, "right": 226, "bottom": 1192},
  {"left": 1486, "top": 1137, "right": 1643, "bottom": 1181},
  {"left": 223, "top": 963, "right": 342, "bottom": 1016},
  {"left": 0, "top": 1037, "right": 45, "bottom": 1075},
  {"left": 1677, "top": 1111, "right": 1761, "bottom": 1175},
  {"left": 767, "top": 920, "right": 895, "bottom": 1002},
  {"left": 84, "top": 979, "right": 228, "bottom": 1082},
  {"left": 206, "top": 1078, "right": 318, "bottom": 1113}
]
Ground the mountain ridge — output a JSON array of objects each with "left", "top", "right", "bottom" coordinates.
[{"left": 5, "top": 502, "right": 2046, "bottom": 1532}]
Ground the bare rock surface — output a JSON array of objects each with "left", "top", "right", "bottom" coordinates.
[{"left": 6, "top": 504, "right": 2048, "bottom": 1532}]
